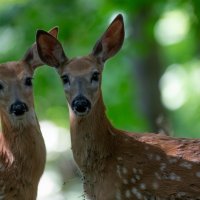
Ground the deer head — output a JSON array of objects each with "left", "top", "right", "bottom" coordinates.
[
  {"left": 0, "top": 27, "right": 58, "bottom": 127},
  {"left": 36, "top": 14, "right": 124, "bottom": 117}
]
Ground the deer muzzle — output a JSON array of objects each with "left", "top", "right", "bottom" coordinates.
[
  {"left": 10, "top": 101, "right": 29, "bottom": 116},
  {"left": 71, "top": 95, "right": 91, "bottom": 116}
]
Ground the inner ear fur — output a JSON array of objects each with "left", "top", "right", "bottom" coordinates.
[
  {"left": 36, "top": 30, "right": 67, "bottom": 68},
  {"left": 23, "top": 26, "right": 59, "bottom": 69},
  {"left": 92, "top": 14, "right": 125, "bottom": 62}
]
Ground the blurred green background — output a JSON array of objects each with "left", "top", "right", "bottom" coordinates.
[{"left": 1, "top": 0, "right": 200, "bottom": 199}]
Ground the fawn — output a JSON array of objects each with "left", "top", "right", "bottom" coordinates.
[
  {"left": 36, "top": 15, "right": 200, "bottom": 199},
  {"left": 0, "top": 27, "right": 58, "bottom": 200}
]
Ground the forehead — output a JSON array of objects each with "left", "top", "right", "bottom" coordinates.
[
  {"left": 62, "top": 56, "right": 100, "bottom": 76},
  {"left": 0, "top": 61, "right": 32, "bottom": 80}
]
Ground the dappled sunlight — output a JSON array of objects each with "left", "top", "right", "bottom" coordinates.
[
  {"left": 160, "top": 61, "right": 200, "bottom": 113},
  {"left": 38, "top": 121, "right": 83, "bottom": 200},
  {"left": 188, "top": 61, "right": 200, "bottom": 96},
  {"left": 0, "top": 0, "right": 200, "bottom": 197},
  {"left": 38, "top": 170, "right": 62, "bottom": 200},
  {"left": 160, "top": 64, "right": 187, "bottom": 110},
  {"left": 0, "top": 0, "right": 26, "bottom": 15},
  {"left": 0, "top": 0, "right": 26, "bottom": 6},
  {"left": 155, "top": 10, "right": 190, "bottom": 45},
  {"left": 0, "top": 27, "right": 17, "bottom": 54},
  {"left": 40, "top": 120, "right": 70, "bottom": 153}
]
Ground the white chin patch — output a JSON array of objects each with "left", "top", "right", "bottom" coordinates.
[
  {"left": 10, "top": 110, "right": 37, "bottom": 128},
  {"left": 14, "top": 115, "right": 26, "bottom": 120},
  {"left": 74, "top": 109, "right": 90, "bottom": 117}
]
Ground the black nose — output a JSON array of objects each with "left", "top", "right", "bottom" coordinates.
[
  {"left": 72, "top": 96, "right": 91, "bottom": 114},
  {"left": 10, "top": 101, "right": 28, "bottom": 116}
]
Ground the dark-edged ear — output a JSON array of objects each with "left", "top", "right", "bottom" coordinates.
[
  {"left": 48, "top": 26, "right": 59, "bottom": 38},
  {"left": 22, "top": 27, "right": 59, "bottom": 69},
  {"left": 36, "top": 30, "right": 67, "bottom": 68},
  {"left": 92, "top": 14, "right": 124, "bottom": 63}
]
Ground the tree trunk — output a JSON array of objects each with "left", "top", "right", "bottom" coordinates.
[{"left": 129, "top": 8, "right": 170, "bottom": 135}]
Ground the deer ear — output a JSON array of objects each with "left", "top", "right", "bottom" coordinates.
[
  {"left": 92, "top": 14, "right": 124, "bottom": 63},
  {"left": 23, "top": 27, "right": 59, "bottom": 69},
  {"left": 36, "top": 30, "right": 67, "bottom": 68},
  {"left": 48, "top": 26, "right": 59, "bottom": 38}
]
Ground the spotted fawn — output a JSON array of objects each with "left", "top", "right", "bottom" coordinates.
[{"left": 36, "top": 15, "right": 200, "bottom": 200}]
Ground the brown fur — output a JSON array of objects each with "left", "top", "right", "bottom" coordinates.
[
  {"left": 0, "top": 27, "right": 58, "bottom": 200},
  {"left": 0, "top": 61, "right": 46, "bottom": 200},
  {"left": 70, "top": 91, "right": 200, "bottom": 200},
  {"left": 36, "top": 15, "right": 200, "bottom": 199}
]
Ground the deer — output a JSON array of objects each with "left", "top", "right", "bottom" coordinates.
[
  {"left": 0, "top": 27, "right": 58, "bottom": 200},
  {"left": 36, "top": 15, "right": 200, "bottom": 200}
]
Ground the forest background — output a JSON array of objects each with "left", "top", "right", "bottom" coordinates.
[{"left": 0, "top": 0, "right": 200, "bottom": 199}]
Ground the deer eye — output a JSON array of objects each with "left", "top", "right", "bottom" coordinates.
[
  {"left": 61, "top": 75, "right": 70, "bottom": 85},
  {"left": 91, "top": 72, "right": 100, "bottom": 83},
  {"left": 25, "top": 77, "right": 33, "bottom": 87}
]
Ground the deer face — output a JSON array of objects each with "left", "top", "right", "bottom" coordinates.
[
  {"left": 36, "top": 14, "right": 124, "bottom": 117},
  {"left": 0, "top": 27, "right": 59, "bottom": 126},
  {"left": 0, "top": 61, "right": 35, "bottom": 125},
  {"left": 59, "top": 56, "right": 102, "bottom": 116}
]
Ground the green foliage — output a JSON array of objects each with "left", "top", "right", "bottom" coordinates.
[
  {"left": 1, "top": 0, "right": 200, "bottom": 199},
  {"left": 0, "top": 0, "right": 199, "bottom": 137}
]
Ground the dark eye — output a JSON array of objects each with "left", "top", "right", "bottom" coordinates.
[
  {"left": 25, "top": 77, "right": 33, "bottom": 86},
  {"left": 91, "top": 72, "right": 100, "bottom": 83},
  {"left": 61, "top": 75, "right": 70, "bottom": 85},
  {"left": 0, "top": 83, "right": 3, "bottom": 90}
]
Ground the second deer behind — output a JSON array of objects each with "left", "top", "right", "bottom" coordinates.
[
  {"left": 0, "top": 27, "right": 58, "bottom": 200},
  {"left": 37, "top": 15, "right": 200, "bottom": 200}
]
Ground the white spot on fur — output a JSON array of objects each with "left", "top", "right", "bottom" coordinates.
[
  {"left": 116, "top": 165, "right": 122, "bottom": 178},
  {"left": 135, "top": 175, "right": 140, "bottom": 180},
  {"left": 122, "top": 167, "right": 128, "bottom": 174},
  {"left": 0, "top": 194, "right": 5, "bottom": 200},
  {"left": 140, "top": 183, "right": 146, "bottom": 190},
  {"left": 131, "top": 178, "right": 136, "bottom": 183},
  {"left": 133, "top": 168, "right": 137, "bottom": 174},
  {"left": 131, "top": 188, "right": 142, "bottom": 199},
  {"left": 196, "top": 172, "right": 200, "bottom": 178},
  {"left": 160, "top": 163, "right": 166, "bottom": 171},
  {"left": 155, "top": 155, "right": 161, "bottom": 161},
  {"left": 177, "top": 192, "right": 186, "bottom": 197},
  {"left": 116, "top": 190, "right": 121, "bottom": 200},
  {"left": 125, "top": 190, "right": 131, "bottom": 198},
  {"left": 0, "top": 163, "right": 5, "bottom": 172},
  {"left": 154, "top": 172, "right": 161, "bottom": 180},
  {"left": 0, "top": 186, "right": 5, "bottom": 200},
  {"left": 168, "top": 172, "right": 181, "bottom": 181},
  {"left": 169, "top": 158, "right": 177, "bottom": 164},
  {"left": 148, "top": 154, "right": 153, "bottom": 160},
  {"left": 179, "top": 161, "right": 192, "bottom": 169},
  {"left": 152, "top": 182, "right": 159, "bottom": 190},
  {"left": 123, "top": 179, "right": 128, "bottom": 185}
]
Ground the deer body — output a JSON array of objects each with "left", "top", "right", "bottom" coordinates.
[
  {"left": 0, "top": 61, "right": 46, "bottom": 200},
  {"left": 0, "top": 110, "right": 45, "bottom": 199},
  {"left": 0, "top": 27, "right": 58, "bottom": 200},
  {"left": 36, "top": 16, "right": 200, "bottom": 199},
  {"left": 70, "top": 82, "right": 200, "bottom": 200}
]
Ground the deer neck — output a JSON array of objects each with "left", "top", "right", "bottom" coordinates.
[
  {"left": 0, "top": 110, "right": 42, "bottom": 166},
  {"left": 1, "top": 110, "right": 40, "bottom": 138},
  {"left": 69, "top": 92, "right": 114, "bottom": 171}
]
